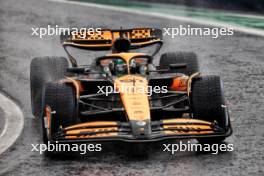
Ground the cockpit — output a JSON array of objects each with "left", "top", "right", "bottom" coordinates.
[{"left": 97, "top": 54, "right": 153, "bottom": 76}]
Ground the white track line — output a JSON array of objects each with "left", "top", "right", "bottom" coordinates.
[
  {"left": 49, "top": 0, "right": 264, "bottom": 37},
  {"left": 0, "top": 93, "right": 24, "bottom": 155}
]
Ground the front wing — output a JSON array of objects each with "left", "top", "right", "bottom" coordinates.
[{"left": 50, "top": 118, "right": 232, "bottom": 143}]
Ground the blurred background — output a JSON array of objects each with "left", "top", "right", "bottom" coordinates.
[
  {"left": 135, "top": 0, "right": 264, "bottom": 13},
  {"left": 74, "top": 0, "right": 264, "bottom": 31}
]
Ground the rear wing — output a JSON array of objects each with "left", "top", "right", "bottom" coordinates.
[
  {"left": 60, "top": 28, "right": 163, "bottom": 50},
  {"left": 61, "top": 28, "right": 163, "bottom": 66}
]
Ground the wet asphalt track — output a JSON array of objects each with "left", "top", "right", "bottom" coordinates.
[{"left": 0, "top": 0, "right": 264, "bottom": 175}]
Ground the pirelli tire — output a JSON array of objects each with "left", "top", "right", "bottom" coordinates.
[
  {"left": 30, "top": 56, "right": 69, "bottom": 117},
  {"left": 42, "top": 82, "right": 77, "bottom": 144},
  {"left": 191, "top": 75, "right": 230, "bottom": 143},
  {"left": 159, "top": 52, "right": 199, "bottom": 75}
]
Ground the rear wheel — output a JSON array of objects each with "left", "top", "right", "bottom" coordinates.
[
  {"left": 191, "top": 75, "right": 229, "bottom": 143},
  {"left": 42, "top": 82, "right": 77, "bottom": 144},
  {"left": 30, "top": 56, "right": 69, "bottom": 117},
  {"left": 159, "top": 52, "right": 199, "bottom": 75}
]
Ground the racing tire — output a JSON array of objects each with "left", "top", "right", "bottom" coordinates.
[
  {"left": 159, "top": 52, "right": 199, "bottom": 75},
  {"left": 42, "top": 82, "right": 77, "bottom": 138},
  {"left": 30, "top": 56, "right": 69, "bottom": 117},
  {"left": 191, "top": 75, "right": 229, "bottom": 143},
  {"left": 41, "top": 83, "right": 77, "bottom": 157}
]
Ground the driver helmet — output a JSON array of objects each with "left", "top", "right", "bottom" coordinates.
[{"left": 114, "top": 59, "right": 127, "bottom": 75}]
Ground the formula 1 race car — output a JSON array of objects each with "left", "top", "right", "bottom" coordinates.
[{"left": 30, "top": 28, "right": 232, "bottom": 154}]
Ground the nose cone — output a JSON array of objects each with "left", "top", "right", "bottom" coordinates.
[
  {"left": 130, "top": 120, "right": 152, "bottom": 139},
  {"left": 114, "top": 75, "right": 152, "bottom": 138}
]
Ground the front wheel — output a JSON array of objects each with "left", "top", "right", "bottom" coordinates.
[
  {"left": 42, "top": 82, "right": 77, "bottom": 144},
  {"left": 191, "top": 75, "right": 230, "bottom": 143}
]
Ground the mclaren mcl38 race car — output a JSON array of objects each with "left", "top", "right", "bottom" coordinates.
[{"left": 30, "top": 28, "right": 232, "bottom": 155}]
